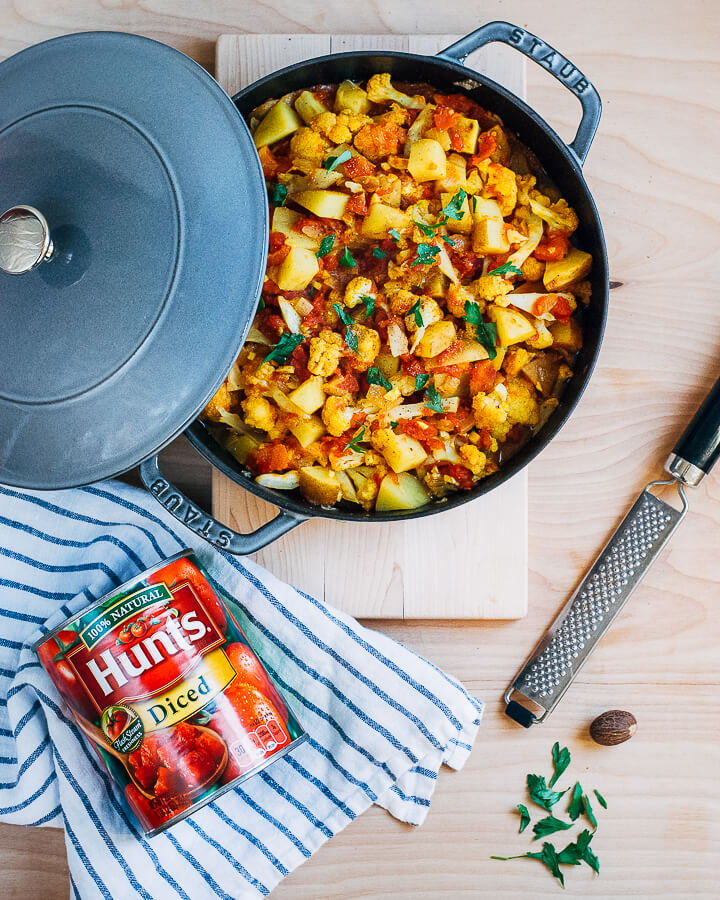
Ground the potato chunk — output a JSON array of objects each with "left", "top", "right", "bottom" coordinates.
[
  {"left": 489, "top": 307, "right": 537, "bottom": 346},
  {"left": 472, "top": 217, "right": 509, "bottom": 255},
  {"left": 289, "top": 376, "right": 325, "bottom": 414},
  {"left": 271, "top": 207, "right": 319, "bottom": 251},
  {"left": 441, "top": 192, "right": 472, "bottom": 234},
  {"left": 334, "top": 80, "right": 371, "bottom": 115},
  {"left": 543, "top": 247, "right": 593, "bottom": 291},
  {"left": 253, "top": 101, "right": 302, "bottom": 148},
  {"left": 549, "top": 318, "right": 583, "bottom": 352},
  {"left": 293, "top": 189, "right": 349, "bottom": 220},
  {"left": 378, "top": 432, "right": 428, "bottom": 473},
  {"left": 376, "top": 473, "right": 430, "bottom": 511},
  {"left": 361, "top": 202, "right": 411, "bottom": 239},
  {"left": 415, "top": 320, "right": 457, "bottom": 358},
  {"left": 289, "top": 416, "right": 326, "bottom": 448},
  {"left": 294, "top": 90, "right": 329, "bottom": 124},
  {"left": 298, "top": 467, "right": 342, "bottom": 506},
  {"left": 276, "top": 246, "right": 320, "bottom": 291},
  {"left": 407, "top": 139, "right": 447, "bottom": 182}
]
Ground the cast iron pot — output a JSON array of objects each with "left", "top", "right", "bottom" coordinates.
[{"left": 140, "top": 21, "right": 608, "bottom": 553}]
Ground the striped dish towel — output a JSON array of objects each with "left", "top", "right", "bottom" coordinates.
[{"left": 0, "top": 481, "right": 482, "bottom": 899}]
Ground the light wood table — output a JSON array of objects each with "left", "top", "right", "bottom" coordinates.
[{"left": 2, "top": 3, "right": 719, "bottom": 897}]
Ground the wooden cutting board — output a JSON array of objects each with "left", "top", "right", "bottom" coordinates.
[{"left": 213, "top": 34, "right": 527, "bottom": 619}]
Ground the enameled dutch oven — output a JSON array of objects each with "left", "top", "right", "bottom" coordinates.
[{"left": 0, "top": 22, "right": 608, "bottom": 554}]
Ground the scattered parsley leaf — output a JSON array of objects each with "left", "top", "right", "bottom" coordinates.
[
  {"left": 344, "top": 426, "right": 366, "bottom": 451},
  {"left": 367, "top": 367, "right": 392, "bottom": 391},
  {"left": 527, "top": 773, "right": 567, "bottom": 813},
  {"left": 258, "top": 297, "right": 266, "bottom": 310},
  {"left": 408, "top": 299, "right": 424, "bottom": 328},
  {"left": 317, "top": 235, "right": 336, "bottom": 258},
  {"left": 413, "top": 219, "right": 437, "bottom": 238},
  {"left": 360, "top": 294, "right": 375, "bottom": 318},
  {"left": 558, "top": 830, "right": 599, "bottom": 874},
  {"left": 549, "top": 742, "right": 571, "bottom": 788},
  {"left": 263, "top": 332, "right": 304, "bottom": 364},
  {"left": 414, "top": 373, "right": 429, "bottom": 392},
  {"left": 493, "top": 844, "right": 566, "bottom": 888},
  {"left": 532, "top": 815, "right": 573, "bottom": 841},
  {"left": 390, "top": 421, "right": 398, "bottom": 429},
  {"left": 372, "top": 247, "right": 388, "bottom": 259},
  {"left": 594, "top": 789, "right": 607, "bottom": 810},
  {"left": 410, "top": 242, "right": 441, "bottom": 267},
  {"left": 344, "top": 326, "right": 358, "bottom": 353},
  {"left": 308, "top": 284, "right": 315, "bottom": 298},
  {"left": 424, "top": 385, "right": 443, "bottom": 414},
  {"left": 324, "top": 149, "right": 352, "bottom": 172},
  {"left": 582, "top": 793, "right": 598, "bottom": 831},
  {"left": 488, "top": 260, "right": 523, "bottom": 277},
  {"left": 568, "top": 782, "right": 584, "bottom": 821},
  {"left": 441, "top": 189, "right": 467, "bottom": 221},
  {"left": 441, "top": 235, "right": 457, "bottom": 247},
  {"left": 516, "top": 804, "right": 530, "bottom": 834},
  {"left": 269, "top": 183, "right": 288, "bottom": 206},
  {"left": 332, "top": 303, "right": 354, "bottom": 328},
  {"left": 463, "top": 301, "right": 498, "bottom": 360},
  {"left": 339, "top": 247, "right": 356, "bottom": 267},
  {"left": 388, "top": 228, "right": 402, "bottom": 242}
]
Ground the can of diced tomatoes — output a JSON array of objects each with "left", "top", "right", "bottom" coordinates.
[{"left": 34, "top": 549, "right": 307, "bottom": 836}]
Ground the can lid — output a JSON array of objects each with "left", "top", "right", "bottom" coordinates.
[{"left": 0, "top": 32, "right": 268, "bottom": 488}]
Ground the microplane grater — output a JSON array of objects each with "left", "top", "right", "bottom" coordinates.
[{"left": 505, "top": 376, "right": 720, "bottom": 727}]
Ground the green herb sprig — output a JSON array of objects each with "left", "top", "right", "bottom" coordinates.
[
  {"left": 263, "top": 332, "right": 304, "bottom": 364},
  {"left": 269, "top": 183, "right": 288, "bottom": 206},
  {"left": 316, "top": 235, "right": 336, "bottom": 258},
  {"left": 344, "top": 426, "right": 366, "bottom": 452},
  {"left": 463, "top": 300, "right": 498, "bottom": 360},
  {"left": 324, "top": 149, "right": 352, "bottom": 172},
  {"left": 488, "top": 260, "right": 523, "bottom": 277},
  {"left": 424, "top": 385, "right": 443, "bottom": 414},
  {"left": 367, "top": 367, "right": 392, "bottom": 391},
  {"left": 333, "top": 302, "right": 358, "bottom": 353}
]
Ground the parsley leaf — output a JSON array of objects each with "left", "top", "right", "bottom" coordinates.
[
  {"left": 408, "top": 299, "right": 424, "bottom": 328},
  {"left": 332, "top": 303, "right": 354, "bottom": 328},
  {"left": 308, "top": 284, "right": 315, "bottom": 298},
  {"left": 441, "top": 189, "right": 467, "bottom": 221},
  {"left": 463, "top": 301, "right": 498, "bottom": 360},
  {"left": 324, "top": 149, "right": 352, "bottom": 172},
  {"left": 532, "top": 815, "right": 573, "bottom": 841},
  {"left": 594, "top": 789, "right": 607, "bottom": 809},
  {"left": 263, "top": 332, "right": 304, "bottom": 364},
  {"left": 424, "top": 385, "right": 443, "bottom": 414},
  {"left": 582, "top": 793, "right": 598, "bottom": 831},
  {"left": 549, "top": 742, "right": 571, "bottom": 788},
  {"left": 527, "top": 774, "right": 567, "bottom": 813},
  {"left": 344, "top": 327, "right": 358, "bottom": 353},
  {"left": 414, "top": 373, "right": 429, "bottom": 392},
  {"left": 317, "top": 235, "right": 336, "bottom": 258},
  {"left": 372, "top": 247, "right": 387, "bottom": 259},
  {"left": 388, "top": 228, "right": 402, "bottom": 242},
  {"left": 367, "top": 367, "right": 392, "bottom": 391},
  {"left": 516, "top": 804, "right": 530, "bottom": 834},
  {"left": 558, "top": 830, "right": 599, "bottom": 874},
  {"left": 339, "top": 247, "right": 356, "bottom": 267},
  {"left": 567, "top": 782, "right": 584, "bottom": 821},
  {"left": 441, "top": 235, "right": 457, "bottom": 247},
  {"left": 493, "top": 843, "right": 565, "bottom": 888},
  {"left": 413, "top": 219, "right": 437, "bottom": 238},
  {"left": 390, "top": 421, "right": 398, "bottom": 429},
  {"left": 488, "top": 260, "right": 523, "bottom": 277},
  {"left": 360, "top": 294, "right": 375, "bottom": 318},
  {"left": 258, "top": 297, "right": 266, "bottom": 310},
  {"left": 344, "top": 426, "right": 366, "bottom": 451},
  {"left": 410, "top": 242, "right": 441, "bottom": 267},
  {"left": 269, "top": 183, "right": 288, "bottom": 206}
]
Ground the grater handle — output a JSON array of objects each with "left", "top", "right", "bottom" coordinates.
[{"left": 666, "top": 376, "right": 720, "bottom": 486}]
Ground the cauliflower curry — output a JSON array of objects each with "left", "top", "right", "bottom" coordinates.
[{"left": 202, "top": 74, "right": 592, "bottom": 512}]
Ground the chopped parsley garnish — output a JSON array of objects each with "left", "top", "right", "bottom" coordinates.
[
  {"left": 492, "top": 844, "right": 565, "bottom": 888},
  {"left": 526, "top": 774, "right": 567, "bottom": 813},
  {"left": 414, "top": 373, "right": 429, "bottom": 392},
  {"left": 488, "top": 260, "right": 523, "bottom": 277},
  {"left": 532, "top": 816, "right": 573, "bottom": 841},
  {"left": 263, "top": 332, "right": 304, "bottom": 364},
  {"left": 567, "top": 782, "right": 584, "bottom": 821},
  {"left": 424, "top": 385, "right": 443, "bottom": 413},
  {"left": 413, "top": 219, "right": 437, "bottom": 238},
  {"left": 360, "top": 294, "right": 375, "bottom": 318},
  {"left": 441, "top": 235, "right": 457, "bottom": 247},
  {"left": 316, "top": 235, "right": 336, "bottom": 258},
  {"left": 410, "top": 242, "right": 441, "bottom": 267},
  {"left": 549, "top": 742, "right": 571, "bottom": 788},
  {"left": 372, "top": 247, "right": 388, "bottom": 259},
  {"left": 344, "top": 426, "right": 366, "bottom": 451},
  {"left": 388, "top": 228, "right": 402, "bottom": 242},
  {"left": 324, "top": 149, "right": 352, "bottom": 172},
  {"left": 333, "top": 302, "right": 353, "bottom": 327},
  {"left": 463, "top": 300, "right": 498, "bottom": 360},
  {"left": 344, "top": 327, "right": 358, "bottom": 352},
  {"left": 582, "top": 793, "right": 598, "bottom": 831},
  {"left": 408, "top": 299, "right": 424, "bottom": 328},
  {"left": 339, "top": 247, "right": 357, "bottom": 267},
  {"left": 367, "top": 367, "right": 392, "bottom": 391},
  {"left": 517, "top": 804, "right": 530, "bottom": 834},
  {"left": 258, "top": 297, "right": 266, "bottom": 310},
  {"left": 308, "top": 284, "right": 315, "bottom": 298},
  {"left": 594, "top": 790, "right": 607, "bottom": 810},
  {"left": 390, "top": 421, "right": 399, "bottom": 429},
  {"left": 332, "top": 302, "right": 358, "bottom": 352},
  {"left": 268, "top": 183, "right": 288, "bottom": 206},
  {"left": 441, "top": 188, "right": 467, "bottom": 221}
]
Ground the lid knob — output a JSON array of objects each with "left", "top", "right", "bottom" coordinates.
[{"left": 0, "top": 206, "right": 54, "bottom": 275}]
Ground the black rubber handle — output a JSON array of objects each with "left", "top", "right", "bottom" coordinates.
[
  {"left": 438, "top": 21, "right": 602, "bottom": 163},
  {"left": 139, "top": 455, "right": 308, "bottom": 554},
  {"left": 672, "top": 377, "right": 720, "bottom": 475}
]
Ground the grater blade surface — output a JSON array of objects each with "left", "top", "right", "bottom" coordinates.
[{"left": 506, "top": 480, "right": 688, "bottom": 724}]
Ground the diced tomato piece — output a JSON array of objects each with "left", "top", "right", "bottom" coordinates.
[
  {"left": 534, "top": 232, "right": 570, "bottom": 261},
  {"left": 132, "top": 764, "right": 158, "bottom": 791},
  {"left": 468, "top": 131, "right": 498, "bottom": 166},
  {"left": 290, "top": 343, "right": 310, "bottom": 381},
  {"left": 346, "top": 193, "right": 368, "bottom": 216},
  {"left": 256, "top": 310, "right": 286, "bottom": 342},
  {"left": 551, "top": 296, "right": 573, "bottom": 323},
  {"left": 195, "top": 731, "right": 226, "bottom": 764},
  {"left": 433, "top": 93, "right": 487, "bottom": 119},
  {"left": 178, "top": 749, "right": 215, "bottom": 787},
  {"left": 448, "top": 128, "right": 465, "bottom": 152},
  {"left": 257, "top": 145, "right": 280, "bottom": 179},
  {"left": 432, "top": 364, "right": 465, "bottom": 377},
  {"left": 247, "top": 442, "right": 292, "bottom": 475},
  {"left": 397, "top": 419, "right": 438, "bottom": 443},
  {"left": 400, "top": 355, "right": 426, "bottom": 377},
  {"left": 441, "top": 409, "right": 476, "bottom": 434},
  {"left": 344, "top": 155, "right": 375, "bottom": 179},
  {"left": 354, "top": 120, "right": 405, "bottom": 160},
  {"left": 154, "top": 766, "right": 181, "bottom": 797},
  {"left": 469, "top": 360, "right": 497, "bottom": 395},
  {"left": 433, "top": 106, "right": 457, "bottom": 130},
  {"left": 449, "top": 247, "right": 483, "bottom": 279},
  {"left": 438, "top": 463, "right": 475, "bottom": 490},
  {"left": 267, "top": 232, "right": 290, "bottom": 266},
  {"left": 476, "top": 428, "right": 493, "bottom": 450},
  {"left": 325, "top": 373, "right": 359, "bottom": 395}
]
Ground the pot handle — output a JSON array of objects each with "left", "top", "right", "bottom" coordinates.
[
  {"left": 139, "top": 455, "right": 308, "bottom": 555},
  {"left": 437, "top": 21, "right": 601, "bottom": 164}
]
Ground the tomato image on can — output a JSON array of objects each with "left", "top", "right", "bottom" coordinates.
[{"left": 34, "top": 549, "right": 306, "bottom": 836}]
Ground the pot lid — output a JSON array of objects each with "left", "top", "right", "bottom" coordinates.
[{"left": 0, "top": 32, "right": 267, "bottom": 489}]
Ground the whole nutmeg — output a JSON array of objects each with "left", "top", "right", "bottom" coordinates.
[{"left": 590, "top": 709, "right": 637, "bottom": 745}]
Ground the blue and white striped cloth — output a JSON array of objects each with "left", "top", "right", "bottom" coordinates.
[{"left": 0, "top": 481, "right": 482, "bottom": 899}]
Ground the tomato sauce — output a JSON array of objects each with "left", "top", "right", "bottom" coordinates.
[{"left": 35, "top": 550, "right": 306, "bottom": 836}]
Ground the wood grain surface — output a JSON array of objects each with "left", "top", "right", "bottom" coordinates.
[
  {"left": 1, "top": 1, "right": 719, "bottom": 898},
  {"left": 214, "top": 32, "right": 528, "bottom": 620}
]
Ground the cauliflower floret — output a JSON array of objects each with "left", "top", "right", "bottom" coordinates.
[
  {"left": 385, "top": 284, "right": 417, "bottom": 316},
  {"left": 529, "top": 194, "right": 579, "bottom": 236},
  {"left": 337, "top": 111, "right": 372, "bottom": 134},
  {"left": 516, "top": 174, "right": 537, "bottom": 208},
  {"left": 289, "top": 127, "right": 327, "bottom": 164},
  {"left": 203, "top": 382, "right": 233, "bottom": 422},
  {"left": 527, "top": 318, "right": 554, "bottom": 350},
  {"left": 352, "top": 323, "right": 381, "bottom": 369},
  {"left": 504, "top": 376, "right": 540, "bottom": 428},
  {"left": 321, "top": 396, "right": 354, "bottom": 436},
  {"left": 370, "top": 426, "right": 394, "bottom": 454},
  {"left": 521, "top": 255, "right": 545, "bottom": 282},
  {"left": 308, "top": 330, "right": 344, "bottom": 376},
  {"left": 354, "top": 120, "right": 405, "bottom": 161},
  {"left": 459, "top": 444, "right": 487, "bottom": 476},
  {"left": 344, "top": 276, "right": 376, "bottom": 309},
  {"left": 311, "top": 112, "right": 351, "bottom": 145},
  {"left": 445, "top": 283, "right": 475, "bottom": 318},
  {"left": 472, "top": 391, "right": 509, "bottom": 440},
  {"left": 502, "top": 347, "right": 533, "bottom": 378},
  {"left": 366, "top": 73, "right": 425, "bottom": 110},
  {"left": 241, "top": 395, "right": 277, "bottom": 433},
  {"left": 469, "top": 274, "right": 514, "bottom": 304},
  {"left": 483, "top": 163, "right": 518, "bottom": 217},
  {"left": 404, "top": 296, "right": 442, "bottom": 333},
  {"left": 356, "top": 474, "right": 379, "bottom": 508}
]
